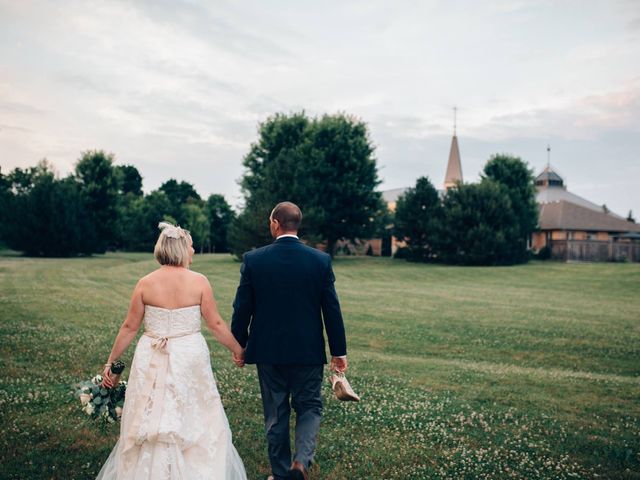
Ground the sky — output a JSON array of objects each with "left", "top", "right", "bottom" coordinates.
[{"left": 1, "top": 0, "right": 639, "bottom": 217}]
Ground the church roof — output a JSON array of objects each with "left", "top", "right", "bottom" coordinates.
[
  {"left": 444, "top": 135, "right": 462, "bottom": 188},
  {"left": 539, "top": 201, "right": 640, "bottom": 232},
  {"left": 382, "top": 187, "right": 409, "bottom": 203},
  {"left": 535, "top": 188, "right": 618, "bottom": 216},
  {"left": 535, "top": 166, "right": 564, "bottom": 184},
  {"left": 535, "top": 164, "right": 625, "bottom": 219}
]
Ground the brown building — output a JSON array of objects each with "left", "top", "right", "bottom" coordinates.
[{"left": 532, "top": 166, "right": 640, "bottom": 261}]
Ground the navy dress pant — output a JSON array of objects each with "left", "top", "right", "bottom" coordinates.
[{"left": 256, "top": 364, "right": 324, "bottom": 480}]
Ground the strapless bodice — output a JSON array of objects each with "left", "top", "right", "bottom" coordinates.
[{"left": 143, "top": 305, "right": 202, "bottom": 336}]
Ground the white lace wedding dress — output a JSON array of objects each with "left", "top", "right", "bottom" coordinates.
[{"left": 97, "top": 305, "right": 247, "bottom": 480}]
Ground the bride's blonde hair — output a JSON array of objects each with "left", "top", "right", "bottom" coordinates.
[{"left": 154, "top": 222, "right": 192, "bottom": 267}]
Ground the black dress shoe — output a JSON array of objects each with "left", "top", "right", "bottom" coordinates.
[{"left": 289, "top": 461, "right": 309, "bottom": 480}]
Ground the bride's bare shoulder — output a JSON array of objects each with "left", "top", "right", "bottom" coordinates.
[
  {"left": 139, "top": 269, "right": 160, "bottom": 281},
  {"left": 136, "top": 269, "right": 166, "bottom": 288},
  {"left": 187, "top": 270, "right": 209, "bottom": 283}
]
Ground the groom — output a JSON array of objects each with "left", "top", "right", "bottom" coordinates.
[{"left": 231, "top": 201, "right": 348, "bottom": 480}]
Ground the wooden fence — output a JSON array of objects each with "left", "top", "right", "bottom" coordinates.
[{"left": 550, "top": 240, "right": 640, "bottom": 262}]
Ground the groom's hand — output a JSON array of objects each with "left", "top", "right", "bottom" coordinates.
[
  {"left": 232, "top": 349, "right": 245, "bottom": 368},
  {"left": 330, "top": 356, "right": 348, "bottom": 373}
]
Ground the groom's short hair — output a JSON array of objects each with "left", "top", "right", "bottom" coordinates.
[{"left": 271, "top": 202, "right": 302, "bottom": 231}]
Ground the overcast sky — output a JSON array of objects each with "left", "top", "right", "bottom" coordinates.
[{"left": 1, "top": 0, "right": 639, "bottom": 217}]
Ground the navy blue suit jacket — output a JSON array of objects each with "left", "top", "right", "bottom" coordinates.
[{"left": 231, "top": 236, "right": 347, "bottom": 365}]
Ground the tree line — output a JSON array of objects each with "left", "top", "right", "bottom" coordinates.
[
  {"left": 1, "top": 112, "right": 539, "bottom": 265},
  {"left": 0, "top": 151, "right": 234, "bottom": 256}
]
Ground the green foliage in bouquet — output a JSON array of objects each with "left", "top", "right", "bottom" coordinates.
[{"left": 75, "top": 370, "right": 126, "bottom": 430}]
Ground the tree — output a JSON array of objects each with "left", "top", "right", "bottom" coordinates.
[
  {"left": 3, "top": 161, "right": 93, "bottom": 256},
  {"left": 182, "top": 202, "right": 210, "bottom": 254},
  {"left": 230, "top": 112, "right": 384, "bottom": 257},
  {"left": 74, "top": 150, "right": 119, "bottom": 252},
  {"left": 482, "top": 154, "right": 538, "bottom": 264},
  {"left": 120, "top": 191, "right": 174, "bottom": 252},
  {"left": 206, "top": 194, "right": 235, "bottom": 252},
  {"left": 112, "top": 164, "right": 144, "bottom": 248},
  {"left": 115, "top": 164, "right": 143, "bottom": 196},
  {"left": 0, "top": 167, "right": 9, "bottom": 245},
  {"left": 439, "top": 180, "right": 518, "bottom": 266},
  {"left": 627, "top": 210, "right": 636, "bottom": 223},
  {"left": 159, "top": 179, "right": 201, "bottom": 225},
  {"left": 393, "top": 176, "right": 443, "bottom": 262}
]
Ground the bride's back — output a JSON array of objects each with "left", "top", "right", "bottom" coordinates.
[{"left": 141, "top": 267, "right": 203, "bottom": 309}]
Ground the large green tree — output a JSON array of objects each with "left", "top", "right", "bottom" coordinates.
[
  {"left": 393, "top": 176, "right": 443, "bottom": 262},
  {"left": 229, "top": 112, "right": 384, "bottom": 257},
  {"left": 74, "top": 150, "right": 119, "bottom": 252},
  {"left": 482, "top": 154, "right": 538, "bottom": 263}
]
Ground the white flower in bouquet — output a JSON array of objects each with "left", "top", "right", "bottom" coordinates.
[
  {"left": 79, "top": 393, "right": 91, "bottom": 406},
  {"left": 84, "top": 403, "right": 95, "bottom": 415},
  {"left": 91, "top": 374, "right": 103, "bottom": 385},
  {"left": 115, "top": 406, "right": 123, "bottom": 418}
]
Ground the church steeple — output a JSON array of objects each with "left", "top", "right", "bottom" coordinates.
[{"left": 444, "top": 107, "right": 463, "bottom": 190}]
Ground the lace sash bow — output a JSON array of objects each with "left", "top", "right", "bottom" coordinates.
[{"left": 123, "top": 328, "right": 200, "bottom": 453}]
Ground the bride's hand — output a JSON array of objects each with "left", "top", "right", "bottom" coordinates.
[
  {"left": 232, "top": 349, "right": 245, "bottom": 368},
  {"left": 102, "top": 366, "right": 114, "bottom": 388}
]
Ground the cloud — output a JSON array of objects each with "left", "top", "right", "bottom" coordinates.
[
  {"left": 0, "top": 124, "right": 31, "bottom": 133},
  {"left": 628, "top": 18, "right": 640, "bottom": 31},
  {"left": 1, "top": 0, "right": 639, "bottom": 218},
  {"left": 0, "top": 101, "right": 45, "bottom": 115},
  {"left": 466, "top": 83, "right": 640, "bottom": 141}
]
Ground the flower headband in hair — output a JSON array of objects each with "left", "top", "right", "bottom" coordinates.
[{"left": 158, "top": 221, "right": 186, "bottom": 239}]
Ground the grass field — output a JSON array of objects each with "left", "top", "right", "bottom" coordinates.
[{"left": 0, "top": 253, "right": 639, "bottom": 479}]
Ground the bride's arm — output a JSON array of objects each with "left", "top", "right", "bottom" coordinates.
[
  {"left": 200, "top": 277, "right": 245, "bottom": 361},
  {"left": 102, "top": 281, "right": 145, "bottom": 387}
]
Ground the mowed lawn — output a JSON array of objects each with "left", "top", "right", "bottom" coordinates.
[{"left": 0, "top": 253, "right": 639, "bottom": 479}]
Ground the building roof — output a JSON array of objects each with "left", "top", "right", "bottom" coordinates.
[
  {"left": 535, "top": 164, "right": 625, "bottom": 219},
  {"left": 535, "top": 166, "right": 564, "bottom": 185},
  {"left": 536, "top": 187, "right": 617, "bottom": 215},
  {"left": 443, "top": 135, "right": 462, "bottom": 189},
  {"left": 539, "top": 200, "right": 640, "bottom": 232},
  {"left": 382, "top": 187, "right": 409, "bottom": 203}
]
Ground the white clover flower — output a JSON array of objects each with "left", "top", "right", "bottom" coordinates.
[
  {"left": 115, "top": 406, "right": 123, "bottom": 418},
  {"left": 84, "top": 403, "right": 94, "bottom": 415}
]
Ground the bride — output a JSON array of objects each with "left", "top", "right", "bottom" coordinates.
[{"left": 96, "top": 222, "right": 247, "bottom": 479}]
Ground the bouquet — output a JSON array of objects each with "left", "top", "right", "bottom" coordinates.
[{"left": 76, "top": 360, "right": 127, "bottom": 425}]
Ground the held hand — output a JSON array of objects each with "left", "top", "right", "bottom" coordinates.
[
  {"left": 330, "top": 356, "right": 348, "bottom": 373},
  {"left": 232, "top": 349, "right": 245, "bottom": 368},
  {"left": 101, "top": 366, "right": 114, "bottom": 388}
]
